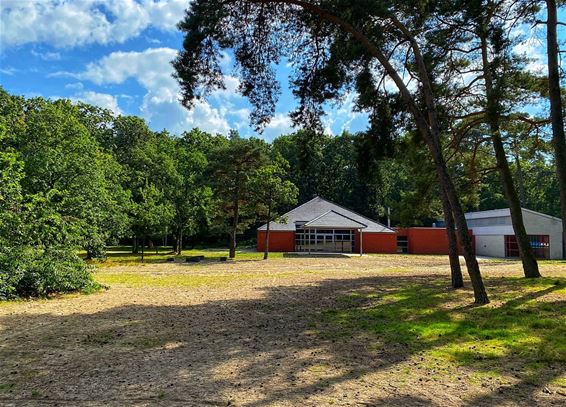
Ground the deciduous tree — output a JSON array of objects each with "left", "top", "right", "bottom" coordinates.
[{"left": 252, "top": 154, "right": 298, "bottom": 259}]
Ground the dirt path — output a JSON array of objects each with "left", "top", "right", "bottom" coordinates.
[{"left": 0, "top": 255, "right": 564, "bottom": 406}]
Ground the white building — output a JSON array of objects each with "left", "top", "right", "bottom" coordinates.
[{"left": 465, "top": 208, "right": 563, "bottom": 259}]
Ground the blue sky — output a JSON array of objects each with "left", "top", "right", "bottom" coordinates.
[
  {"left": 0, "top": 0, "right": 556, "bottom": 140},
  {"left": 0, "top": 0, "right": 370, "bottom": 140}
]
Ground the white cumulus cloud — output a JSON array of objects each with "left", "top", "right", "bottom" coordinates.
[
  {"left": 0, "top": 0, "right": 189, "bottom": 48},
  {"left": 64, "top": 47, "right": 242, "bottom": 135},
  {"left": 72, "top": 91, "right": 122, "bottom": 115},
  {"left": 262, "top": 113, "right": 295, "bottom": 140}
]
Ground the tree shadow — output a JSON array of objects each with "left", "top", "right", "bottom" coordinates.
[{"left": 0, "top": 274, "right": 564, "bottom": 406}]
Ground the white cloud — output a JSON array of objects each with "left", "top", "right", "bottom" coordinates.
[
  {"left": 514, "top": 38, "right": 547, "bottom": 75},
  {"left": 0, "top": 67, "right": 17, "bottom": 76},
  {"left": 65, "top": 47, "right": 241, "bottom": 135},
  {"left": 72, "top": 91, "right": 122, "bottom": 115},
  {"left": 143, "top": 0, "right": 188, "bottom": 30},
  {"left": 261, "top": 113, "right": 295, "bottom": 140},
  {"left": 31, "top": 50, "right": 61, "bottom": 61},
  {"left": 0, "top": 0, "right": 189, "bottom": 48},
  {"left": 511, "top": 24, "right": 547, "bottom": 75},
  {"left": 64, "top": 82, "right": 84, "bottom": 91}
]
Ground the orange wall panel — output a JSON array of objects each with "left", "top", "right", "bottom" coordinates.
[
  {"left": 257, "top": 231, "right": 295, "bottom": 252},
  {"left": 355, "top": 232, "right": 397, "bottom": 253},
  {"left": 396, "top": 228, "right": 472, "bottom": 255}
]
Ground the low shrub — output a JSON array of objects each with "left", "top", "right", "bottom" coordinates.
[{"left": 0, "top": 247, "right": 100, "bottom": 300}]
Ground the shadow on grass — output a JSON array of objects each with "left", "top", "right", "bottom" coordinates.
[{"left": 0, "top": 274, "right": 564, "bottom": 406}]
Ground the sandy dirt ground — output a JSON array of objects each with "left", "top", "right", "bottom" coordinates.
[{"left": 0, "top": 255, "right": 564, "bottom": 406}]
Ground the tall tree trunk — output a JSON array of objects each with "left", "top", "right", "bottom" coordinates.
[
  {"left": 492, "top": 134, "right": 540, "bottom": 277},
  {"left": 229, "top": 198, "right": 240, "bottom": 259},
  {"left": 431, "top": 139, "right": 489, "bottom": 304},
  {"left": 514, "top": 149, "right": 526, "bottom": 206},
  {"left": 546, "top": 0, "right": 566, "bottom": 259},
  {"left": 479, "top": 32, "right": 541, "bottom": 278},
  {"left": 387, "top": 15, "right": 489, "bottom": 303},
  {"left": 141, "top": 237, "right": 145, "bottom": 263},
  {"left": 229, "top": 230, "right": 237, "bottom": 259},
  {"left": 176, "top": 230, "right": 183, "bottom": 255},
  {"left": 132, "top": 236, "right": 138, "bottom": 254},
  {"left": 263, "top": 196, "right": 272, "bottom": 260},
  {"left": 440, "top": 187, "right": 464, "bottom": 288}
]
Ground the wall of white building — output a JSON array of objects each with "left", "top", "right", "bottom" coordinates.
[
  {"left": 474, "top": 235, "right": 505, "bottom": 258},
  {"left": 466, "top": 208, "right": 564, "bottom": 259},
  {"left": 522, "top": 210, "right": 563, "bottom": 259}
]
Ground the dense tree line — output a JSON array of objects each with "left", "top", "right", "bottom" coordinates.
[{"left": 0, "top": 81, "right": 561, "bottom": 300}]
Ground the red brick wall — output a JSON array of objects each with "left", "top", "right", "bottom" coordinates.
[
  {"left": 355, "top": 232, "right": 398, "bottom": 254},
  {"left": 256, "top": 231, "right": 295, "bottom": 252},
  {"left": 257, "top": 228, "right": 473, "bottom": 254},
  {"left": 396, "top": 228, "right": 471, "bottom": 255}
]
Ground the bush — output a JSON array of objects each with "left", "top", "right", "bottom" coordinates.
[{"left": 0, "top": 247, "right": 100, "bottom": 300}]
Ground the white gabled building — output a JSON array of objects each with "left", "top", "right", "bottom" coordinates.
[{"left": 465, "top": 208, "right": 563, "bottom": 259}]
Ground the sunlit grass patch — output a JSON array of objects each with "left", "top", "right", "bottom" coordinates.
[
  {"left": 95, "top": 272, "right": 263, "bottom": 288},
  {"left": 550, "top": 375, "right": 566, "bottom": 388},
  {"left": 94, "top": 246, "right": 285, "bottom": 266},
  {"left": 468, "top": 370, "right": 504, "bottom": 385},
  {"left": 538, "top": 259, "right": 566, "bottom": 265},
  {"left": 318, "top": 275, "right": 566, "bottom": 386}
]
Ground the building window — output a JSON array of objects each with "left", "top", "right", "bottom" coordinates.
[
  {"left": 295, "top": 228, "right": 354, "bottom": 253},
  {"left": 504, "top": 235, "right": 550, "bottom": 259},
  {"left": 397, "top": 236, "right": 408, "bottom": 254}
]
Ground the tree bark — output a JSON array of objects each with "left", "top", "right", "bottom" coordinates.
[
  {"left": 440, "top": 187, "right": 464, "bottom": 288},
  {"left": 229, "top": 230, "right": 237, "bottom": 259},
  {"left": 514, "top": 149, "right": 526, "bottom": 206},
  {"left": 479, "top": 31, "right": 541, "bottom": 278},
  {"left": 264, "top": 196, "right": 272, "bottom": 260},
  {"left": 430, "top": 137, "right": 490, "bottom": 304},
  {"left": 492, "top": 132, "right": 540, "bottom": 277},
  {"left": 229, "top": 200, "right": 239, "bottom": 259},
  {"left": 546, "top": 0, "right": 566, "bottom": 259},
  {"left": 175, "top": 230, "right": 183, "bottom": 255},
  {"left": 141, "top": 237, "right": 145, "bottom": 263},
  {"left": 132, "top": 236, "right": 138, "bottom": 254}
]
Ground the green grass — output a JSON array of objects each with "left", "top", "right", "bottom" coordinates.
[
  {"left": 538, "top": 259, "right": 566, "bottom": 265},
  {"left": 318, "top": 277, "right": 566, "bottom": 387},
  {"left": 0, "top": 383, "right": 15, "bottom": 393},
  {"left": 95, "top": 271, "right": 265, "bottom": 288},
  {"left": 91, "top": 246, "right": 284, "bottom": 266}
]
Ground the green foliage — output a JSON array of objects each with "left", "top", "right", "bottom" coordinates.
[
  {"left": 169, "top": 129, "right": 215, "bottom": 253},
  {"left": 0, "top": 247, "right": 99, "bottom": 300},
  {"left": 131, "top": 183, "right": 174, "bottom": 241},
  {"left": 0, "top": 89, "right": 119, "bottom": 297},
  {"left": 252, "top": 153, "right": 299, "bottom": 224},
  {"left": 4, "top": 96, "right": 130, "bottom": 255},
  {"left": 207, "top": 132, "right": 270, "bottom": 238}
]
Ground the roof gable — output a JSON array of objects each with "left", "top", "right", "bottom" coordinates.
[
  {"left": 303, "top": 210, "right": 367, "bottom": 229},
  {"left": 465, "top": 207, "right": 562, "bottom": 222},
  {"left": 258, "top": 196, "right": 394, "bottom": 233}
]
